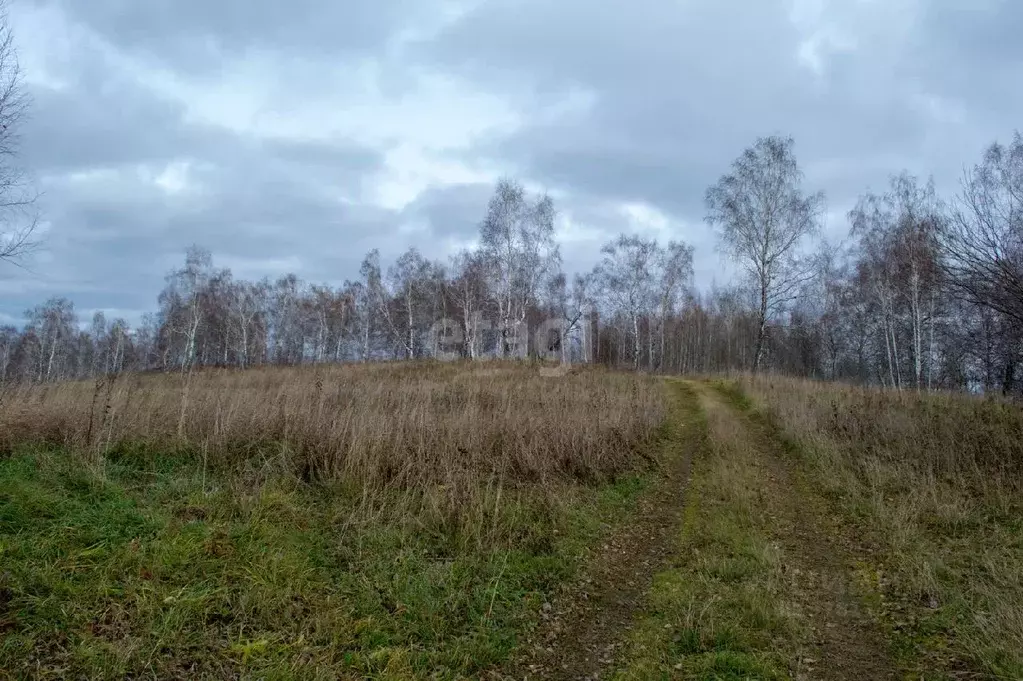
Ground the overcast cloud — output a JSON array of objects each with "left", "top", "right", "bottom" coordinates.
[{"left": 1, "top": 0, "right": 1020, "bottom": 325}]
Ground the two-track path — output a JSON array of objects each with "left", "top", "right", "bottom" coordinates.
[{"left": 495, "top": 380, "right": 900, "bottom": 680}]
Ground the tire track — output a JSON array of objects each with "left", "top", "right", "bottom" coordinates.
[
  {"left": 698, "top": 382, "right": 899, "bottom": 680},
  {"left": 494, "top": 380, "right": 701, "bottom": 681}
]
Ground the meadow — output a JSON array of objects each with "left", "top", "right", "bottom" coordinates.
[
  {"left": 3, "top": 363, "right": 1023, "bottom": 680},
  {"left": 0, "top": 362, "right": 667, "bottom": 679}
]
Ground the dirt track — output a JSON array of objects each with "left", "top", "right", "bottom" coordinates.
[
  {"left": 494, "top": 381, "right": 699, "bottom": 680},
  {"left": 696, "top": 382, "right": 897, "bottom": 680},
  {"left": 496, "top": 380, "right": 899, "bottom": 680}
]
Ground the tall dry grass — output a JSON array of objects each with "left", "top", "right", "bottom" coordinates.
[
  {"left": 0, "top": 362, "right": 665, "bottom": 524},
  {"left": 738, "top": 374, "right": 1023, "bottom": 676},
  {"left": 0, "top": 363, "right": 668, "bottom": 678},
  {"left": 742, "top": 375, "right": 1023, "bottom": 484}
]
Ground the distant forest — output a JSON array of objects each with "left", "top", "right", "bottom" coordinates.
[{"left": 3, "top": 132, "right": 1022, "bottom": 394}]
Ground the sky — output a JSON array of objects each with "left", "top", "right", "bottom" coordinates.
[{"left": 1, "top": 0, "right": 1020, "bottom": 326}]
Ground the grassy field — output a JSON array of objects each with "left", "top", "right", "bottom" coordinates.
[
  {"left": 4, "top": 364, "right": 1022, "bottom": 679},
  {"left": 736, "top": 375, "right": 1023, "bottom": 678},
  {"left": 0, "top": 362, "right": 667, "bottom": 679}
]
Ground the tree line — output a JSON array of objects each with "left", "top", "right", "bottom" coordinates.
[
  {"left": 0, "top": 3, "right": 1020, "bottom": 393},
  {"left": 2, "top": 131, "right": 1022, "bottom": 394}
]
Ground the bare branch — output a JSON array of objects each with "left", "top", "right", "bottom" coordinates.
[
  {"left": 0, "top": 1, "right": 38, "bottom": 266},
  {"left": 705, "top": 135, "right": 825, "bottom": 372}
]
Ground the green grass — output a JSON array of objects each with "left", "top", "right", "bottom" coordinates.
[
  {"left": 612, "top": 382, "right": 798, "bottom": 680},
  {"left": 735, "top": 375, "right": 1023, "bottom": 679},
  {"left": 0, "top": 445, "right": 653, "bottom": 680}
]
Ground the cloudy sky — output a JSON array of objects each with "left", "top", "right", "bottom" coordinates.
[{"left": 1, "top": 0, "right": 1020, "bottom": 325}]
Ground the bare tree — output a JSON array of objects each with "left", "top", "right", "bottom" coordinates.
[
  {"left": 450, "top": 249, "right": 488, "bottom": 359},
  {"left": 159, "top": 246, "right": 214, "bottom": 370},
  {"left": 942, "top": 134, "right": 1023, "bottom": 327},
  {"left": 705, "top": 136, "right": 824, "bottom": 372},
  {"left": 228, "top": 279, "right": 268, "bottom": 368},
  {"left": 655, "top": 241, "right": 694, "bottom": 371},
  {"left": 104, "top": 318, "right": 130, "bottom": 374},
  {"left": 387, "top": 247, "right": 432, "bottom": 359},
  {"left": 27, "top": 297, "right": 76, "bottom": 382},
  {"left": 939, "top": 134, "right": 1023, "bottom": 393},
  {"left": 851, "top": 174, "right": 942, "bottom": 390},
  {"left": 359, "top": 250, "right": 385, "bottom": 361},
  {"left": 479, "top": 179, "right": 560, "bottom": 357},
  {"left": 0, "top": 3, "right": 37, "bottom": 266},
  {"left": 595, "top": 234, "right": 658, "bottom": 370},
  {"left": 0, "top": 324, "right": 16, "bottom": 382}
]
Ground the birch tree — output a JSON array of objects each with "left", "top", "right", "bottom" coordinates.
[
  {"left": 450, "top": 249, "right": 488, "bottom": 359},
  {"left": 387, "top": 247, "right": 432, "bottom": 359},
  {"left": 268, "top": 274, "right": 304, "bottom": 364},
  {"left": 360, "top": 250, "right": 388, "bottom": 359},
  {"left": 27, "top": 298, "right": 76, "bottom": 382},
  {"left": 595, "top": 234, "right": 658, "bottom": 369},
  {"left": 851, "top": 174, "right": 942, "bottom": 390},
  {"left": 0, "top": 324, "right": 16, "bottom": 382},
  {"left": 228, "top": 279, "right": 267, "bottom": 368},
  {"left": 705, "top": 136, "right": 824, "bottom": 372},
  {"left": 90, "top": 311, "right": 108, "bottom": 375},
  {"left": 160, "top": 246, "right": 214, "bottom": 371},
  {"left": 655, "top": 241, "right": 694, "bottom": 370},
  {"left": 479, "top": 179, "right": 560, "bottom": 357}
]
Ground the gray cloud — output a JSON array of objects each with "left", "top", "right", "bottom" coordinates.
[
  {"left": 419, "top": 0, "right": 1006, "bottom": 220},
  {"left": 10, "top": 131, "right": 388, "bottom": 317},
  {"left": 23, "top": 72, "right": 195, "bottom": 173},
  {"left": 2, "top": 0, "right": 1021, "bottom": 325},
  {"left": 29, "top": 0, "right": 429, "bottom": 67}
]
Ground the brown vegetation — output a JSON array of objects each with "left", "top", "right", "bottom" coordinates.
[
  {"left": 738, "top": 374, "right": 1023, "bottom": 677},
  {"left": 0, "top": 362, "right": 669, "bottom": 679},
  {"left": 0, "top": 361, "right": 664, "bottom": 519}
]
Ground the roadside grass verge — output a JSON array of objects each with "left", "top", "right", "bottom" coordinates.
[
  {"left": 0, "top": 363, "right": 667, "bottom": 679},
  {"left": 735, "top": 374, "right": 1023, "bottom": 679},
  {"left": 613, "top": 382, "right": 800, "bottom": 680}
]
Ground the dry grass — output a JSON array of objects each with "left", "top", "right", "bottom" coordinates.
[
  {"left": 741, "top": 376, "right": 1023, "bottom": 484},
  {"left": 0, "top": 361, "right": 663, "bottom": 519},
  {"left": 737, "top": 374, "right": 1023, "bottom": 678},
  {"left": 0, "top": 362, "right": 668, "bottom": 679}
]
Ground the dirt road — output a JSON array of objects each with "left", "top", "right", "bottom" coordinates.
[{"left": 497, "top": 380, "right": 899, "bottom": 680}]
